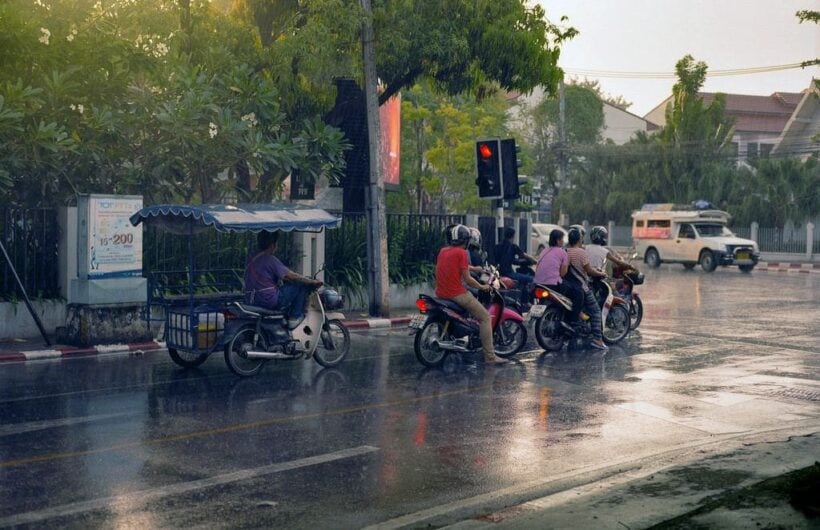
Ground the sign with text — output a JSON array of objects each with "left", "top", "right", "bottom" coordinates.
[{"left": 79, "top": 195, "right": 143, "bottom": 279}]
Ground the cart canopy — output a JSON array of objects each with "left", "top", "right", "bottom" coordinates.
[{"left": 130, "top": 203, "right": 340, "bottom": 234}]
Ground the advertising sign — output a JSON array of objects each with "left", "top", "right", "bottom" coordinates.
[
  {"left": 83, "top": 195, "right": 143, "bottom": 279},
  {"left": 380, "top": 93, "right": 401, "bottom": 188}
]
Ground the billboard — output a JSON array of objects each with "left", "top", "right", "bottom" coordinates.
[
  {"left": 380, "top": 93, "right": 401, "bottom": 188},
  {"left": 79, "top": 195, "right": 143, "bottom": 279}
]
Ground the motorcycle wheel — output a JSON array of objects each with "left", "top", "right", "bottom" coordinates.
[
  {"left": 603, "top": 304, "right": 631, "bottom": 344},
  {"left": 493, "top": 319, "right": 527, "bottom": 357},
  {"left": 629, "top": 296, "right": 643, "bottom": 329},
  {"left": 168, "top": 347, "right": 209, "bottom": 368},
  {"left": 224, "top": 327, "right": 268, "bottom": 377},
  {"left": 314, "top": 319, "right": 350, "bottom": 368},
  {"left": 414, "top": 319, "right": 448, "bottom": 368},
  {"left": 534, "top": 307, "right": 564, "bottom": 352}
]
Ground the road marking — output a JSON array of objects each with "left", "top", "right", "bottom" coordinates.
[
  {"left": 365, "top": 423, "right": 820, "bottom": 530},
  {"left": 0, "top": 383, "right": 494, "bottom": 469},
  {"left": 0, "top": 445, "right": 379, "bottom": 527},
  {"left": 0, "top": 412, "right": 135, "bottom": 437}
]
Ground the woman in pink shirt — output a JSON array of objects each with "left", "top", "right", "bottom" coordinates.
[{"left": 534, "top": 229, "right": 585, "bottom": 327}]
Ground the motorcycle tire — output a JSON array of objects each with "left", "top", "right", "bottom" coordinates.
[
  {"left": 603, "top": 304, "right": 631, "bottom": 345},
  {"left": 534, "top": 307, "right": 565, "bottom": 352},
  {"left": 414, "top": 319, "right": 448, "bottom": 368},
  {"left": 314, "top": 319, "right": 350, "bottom": 368},
  {"left": 168, "top": 347, "right": 209, "bottom": 369},
  {"left": 224, "top": 327, "right": 268, "bottom": 377},
  {"left": 629, "top": 296, "right": 643, "bottom": 329},
  {"left": 493, "top": 319, "right": 528, "bottom": 357}
]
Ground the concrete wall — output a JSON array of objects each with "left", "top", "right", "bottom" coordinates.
[
  {"left": 601, "top": 104, "right": 648, "bottom": 145},
  {"left": 0, "top": 300, "right": 66, "bottom": 341}
]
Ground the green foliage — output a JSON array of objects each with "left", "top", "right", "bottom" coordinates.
[
  {"left": 390, "top": 81, "right": 513, "bottom": 214},
  {"left": 372, "top": 0, "right": 573, "bottom": 104}
]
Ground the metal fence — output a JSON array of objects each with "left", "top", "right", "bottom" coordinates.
[
  {"left": 0, "top": 208, "right": 61, "bottom": 301},
  {"left": 325, "top": 213, "right": 465, "bottom": 300}
]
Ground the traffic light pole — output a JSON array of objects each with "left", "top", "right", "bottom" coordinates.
[{"left": 360, "top": 0, "right": 389, "bottom": 317}]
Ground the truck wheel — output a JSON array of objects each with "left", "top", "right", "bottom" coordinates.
[
  {"left": 645, "top": 248, "right": 661, "bottom": 268},
  {"left": 700, "top": 250, "right": 717, "bottom": 272},
  {"left": 739, "top": 264, "right": 755, "bottom": 273}
]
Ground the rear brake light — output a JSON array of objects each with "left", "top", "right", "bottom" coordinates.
[
  {"left": 223, "top": 310, "right": 237, "bottom": 321},
  {"left": 534, "top": 287, "right": 549, "bottom": 299},
  {"left": 416, "top": 298, "right": 428, "bottom": 313}
]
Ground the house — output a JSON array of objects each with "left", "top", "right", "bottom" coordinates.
[
  {"left": 507, "top": 86, "right": 656, "bottom": 145},
  {"left": 643, "top": 89, "right": 808, "bottom": 161},
  {"left": 771, "top": 81, "right": 820, "bottom": 161}
]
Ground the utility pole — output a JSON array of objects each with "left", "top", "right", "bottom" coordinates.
[
  {"left": 557, "top": 75, "right": 568, "bottom": 226},
  {"left": 360, "top": 0, "right": 389, "bottom": 317}
]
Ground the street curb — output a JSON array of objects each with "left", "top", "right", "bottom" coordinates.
[
  {"left": 344, "top": 316, "right": 412, "bottom": 330},
  {"left": 0, "top": 341, "right": 166, "bottom": 364},
  {"left": 756, "top": 261, "right": 820, "bottom": 274},
  {"left": 0, "top": 317, "right": 415, "bottom": 364}
]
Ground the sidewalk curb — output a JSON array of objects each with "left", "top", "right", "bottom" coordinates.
[
  {"left": 0, "top": 341, "right": 166, "bottom": 364},
  {"left": 0, "top": 317, "right": 415, "bottom": 364},
  {"left": 344, "top": 316, "right": 412, "bottom": 330},
  {"left": 756, "top": 261, "right": 820, "bottom": 274}
]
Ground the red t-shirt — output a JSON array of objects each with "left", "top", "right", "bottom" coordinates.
[{"left": 435, "top": 246, "right": 469, "bottom": 298}]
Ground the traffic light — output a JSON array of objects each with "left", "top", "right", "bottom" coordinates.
[
  {"left": 501, "top": 138, "right": 523, "bottom": 200},
  {"left": 475, "top": 139, "right": 503, "bottom": 199}
]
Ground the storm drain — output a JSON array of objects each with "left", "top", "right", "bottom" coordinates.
[{"left": 766, "top": 387, "right": 820, "bottom": 402}]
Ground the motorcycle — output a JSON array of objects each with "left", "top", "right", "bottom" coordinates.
[
  {"left": 614, "top": 265, "right": 644, "bottom": 329},
  {"left": 221, "top": 283, "right": 351, "bottom": 377},
  {"left": 409, "top": 267, "right": 528, "bottom": 367},
  {"left": 529, "top": 279, "right": 631, "bottom": 352}
]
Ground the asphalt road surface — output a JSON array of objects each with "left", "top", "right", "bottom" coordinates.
[{"left": 0, "top": 267, "right": 818, "bottom": 528}]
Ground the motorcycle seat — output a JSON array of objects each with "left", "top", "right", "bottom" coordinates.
[
  {"left": 432, "top": 297, "right": 466, "bottom": 313},
  {"left": 234, "top": 302, "right": 285, "bottom": 318}
]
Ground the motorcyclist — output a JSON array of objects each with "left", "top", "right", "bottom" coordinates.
[
  {"left": 587, "top": 226, "right": 633, "bottom": 305},
  {"left": 565, "top": 227, "right": 608, "bottom": 351},
  {"left": 534, "top": 229, "right": 583, "bottom": 324},
  {"left": 436, "top": 224, "right": 504, "bottom": 364},
  {"left": 244, "top": 231, "right": 323, "bottom": 329},
  {"left": 494, "top": 226, "right": 535, "bottom": 304}
]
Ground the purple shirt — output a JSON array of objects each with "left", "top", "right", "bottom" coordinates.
[
  {"left": 244, "top": 252, "right": 289, "bottom": 308},
  {"left": 534, "top": 246, "right": 568, "bottom": 286}
]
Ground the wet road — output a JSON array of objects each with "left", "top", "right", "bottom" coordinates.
[{"left": 0, "top": 269, "right": 818, "bottom": 528}]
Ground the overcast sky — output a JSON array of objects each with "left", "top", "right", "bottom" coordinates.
[{"left": 536, "top": 0, "right": 820, "bottom": 116}]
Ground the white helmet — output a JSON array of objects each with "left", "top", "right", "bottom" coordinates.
[{"left": 468, "top": 227, "right": 481, "bottom": 249}]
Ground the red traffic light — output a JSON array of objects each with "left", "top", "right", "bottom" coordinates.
[{"left": 478, "top": 143, "right": 493, "bottom": 160}]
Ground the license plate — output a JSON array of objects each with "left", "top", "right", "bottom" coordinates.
[
  {"left": 528, "top": 304, "right": 546, "bottom": 319},
  {"left": 736, "top": 251, "right": 749, "bottom": 260},
  {"left": 409, "top": 315, "right": 427, "bottom": 330}
]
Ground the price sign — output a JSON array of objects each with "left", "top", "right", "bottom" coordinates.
[{"left": 80, "top": 195, "right": 143, "bottom": 279}]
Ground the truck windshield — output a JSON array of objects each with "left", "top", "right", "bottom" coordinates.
[{"left": 694, "top": 224, "right": 732, "bottom": 237}]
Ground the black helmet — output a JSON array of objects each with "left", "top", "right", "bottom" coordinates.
[
  {"left": 569, "top": 224, "right": 586, "bottom": 239},
  {"left": 590, "top": 225, "right": 609, "bottom": 245},
  {"left": 446, "top": 224, "right": 471, "bottom": 246},
  {"left": 567, "top": 227, "right": 582, "bottom": 246}
]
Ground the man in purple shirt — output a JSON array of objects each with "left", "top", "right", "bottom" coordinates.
[{"left": 245, "top": 231, "right": 323, "bottom": 328}]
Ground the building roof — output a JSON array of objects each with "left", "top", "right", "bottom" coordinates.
[
  {"left": 644, "top": 90, "right": 806, "bottom": 134},
  {"left": 771, "top": 81, "right": 820, "bottom": 158}
]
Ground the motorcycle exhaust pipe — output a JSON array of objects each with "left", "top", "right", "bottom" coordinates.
[
  {"left": 245, "top": 350, "right": 298, "bottom": 360},
  {"left": 431, "top": 339, "right": 470, "bottom": 353}
]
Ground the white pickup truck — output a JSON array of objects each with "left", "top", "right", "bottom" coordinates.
[{"left": 632, "top": 205, "right": 760, "bottom": 273}]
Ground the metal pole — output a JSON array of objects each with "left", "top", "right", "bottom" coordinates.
[
  {"left": 360, "top": 0, "right": 389, "bottom": 317},
  {"left": 0, "top": 239, "right": 51, "bottom": 345},
  {"left": 557, "top": 76, "right": 568, "bottom": 226}
]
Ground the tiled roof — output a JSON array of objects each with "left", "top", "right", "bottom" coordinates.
[{"left": 698, "top": 91, "right": 804, "bottom": 134}]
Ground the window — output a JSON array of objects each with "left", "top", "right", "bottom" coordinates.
[
  {"left": 635, "top": 220, "right": 645, "bottom": 227},
  {"left": 747, "top": 142, "right": 759, "bottom": 159},
  {"left": 647, "top": 220, "right": 671, "bottom": 228},
  {"left": 678, "top": 224, "right": 695, "bottom": 239},
  {"left": 760, "top": 143, "right": 773, "bottom": 158}
]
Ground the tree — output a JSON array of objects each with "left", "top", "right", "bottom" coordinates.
[{"left": 372, "top": 0, "right": 575, "bottom": 105}]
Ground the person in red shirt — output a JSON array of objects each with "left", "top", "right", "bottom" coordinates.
[{"left": 435, "top": 224, "right": 503, "bottom": 364}]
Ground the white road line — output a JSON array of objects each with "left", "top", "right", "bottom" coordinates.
[
  {"left": 0, "top": 412, "right": 135, "bottom": 437},
  {"left": 0, "top": 445, "right": 379, "bottom": 527}
]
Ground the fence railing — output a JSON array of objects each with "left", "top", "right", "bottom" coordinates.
[{"left": 0, "top": 208, "right": 61, "bottom": 301}]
